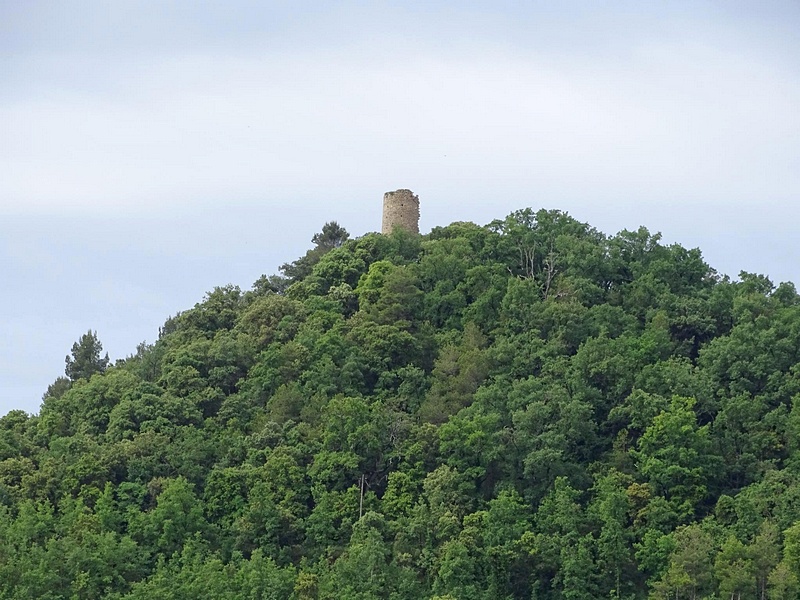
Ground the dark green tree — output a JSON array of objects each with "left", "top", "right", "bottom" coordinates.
[
  {"left": 7, "top": 206, "right": 800, "bottom": 600},
  {"left": 65, "top": 330, "right": 110, "bottom": 382},
  {"left": 281, "top": 221, "right": 350, "bottom": 281}
]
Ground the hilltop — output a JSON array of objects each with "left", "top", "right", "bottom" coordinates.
[{"left": 1, "top": 209, "right": 799, "bottom": 599}]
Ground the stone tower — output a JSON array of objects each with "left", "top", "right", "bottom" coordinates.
[{"left": 382, "top": 189, "right": 420, "bottom": 234}]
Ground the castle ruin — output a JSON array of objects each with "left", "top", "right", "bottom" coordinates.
[{"left": 382, "top": 189, "right": 420, "bottom": 234}]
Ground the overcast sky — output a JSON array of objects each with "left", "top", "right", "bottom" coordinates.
[{"left": 2, "top": 1, "right": 799, "bottom": 416}]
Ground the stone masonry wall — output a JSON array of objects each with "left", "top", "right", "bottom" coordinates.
[{"left": 382, "top": 189, "right": 420, "bottom": 234}]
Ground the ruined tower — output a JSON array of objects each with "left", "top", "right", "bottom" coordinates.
[{"left": 382, "top": 189, "right": 420, "bottom": 234}]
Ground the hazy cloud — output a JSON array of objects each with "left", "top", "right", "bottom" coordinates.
[{"left": 1, "top": 1, "right": 799, "bottom": 414}]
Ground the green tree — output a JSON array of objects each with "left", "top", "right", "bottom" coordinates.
[
  {"left": 751, "top": 521, "right": 781, "bottom": 600},
  {"left": 767, "top": 561, "right": 798, "bottom": 600},
  {"left": 591, "top": 470, "right": 634, "bottom": 598},
  {"left": 651, "top": 524, "right": 715, "bottom": 600},
  {"left": 42, "top": 376, "right": 71, "bottom": 403},
  {"left": 281, "top": 221, "right": 350, "bottom": 281},
  {"left": 633, "top": 396, "right": 716, "bottom": 519},
  {"left": 559, "top": 534, "right": 597, "bottom": 600},
  {"left": 715, "top": 535, "right": 756, "bottom": 600},
  {"left": 65, "top": 330, "right": 110, "bottom": 382},
  {"left": 9, "top": 205, "right": 800, "bottom": 600},
  {"left": 419, "top": 323, "right": 490, "bottom": 423},
  {"left": 132, "top": 477, "right": 206, "bottom": 558},
  {"left": 319, "top": 512, "right": 399, "bottom": 600},
  {"left": 782, "top": 520, "right": 800, "bottom": 577}
]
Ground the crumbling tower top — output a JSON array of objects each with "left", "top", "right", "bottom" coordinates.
[{"left": 382, "top": 189, "right": 420, "bottom": 234}]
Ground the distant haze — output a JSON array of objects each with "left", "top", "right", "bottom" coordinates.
[{"left": 2, "top": 1, "right": 799, "bottom": 415}]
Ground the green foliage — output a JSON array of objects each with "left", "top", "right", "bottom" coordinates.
[
  {"left": 5, "top": 211, "right": 800, "bottom": 599},
  {"left": 650, "top": 524, "right": 715, "bottom": 600},
  {"left": 632, "top": 396, "right": 718, "bottom": 520},
  {"left": 281, "top": 221, "right": 350, "bottom": 282},
  {"left": 65, "top": 330, "right": 110, "bottom": 382}
]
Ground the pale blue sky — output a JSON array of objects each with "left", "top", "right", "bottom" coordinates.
[{"left": 2, "top": 1, "right": 799, "bottom": 415}]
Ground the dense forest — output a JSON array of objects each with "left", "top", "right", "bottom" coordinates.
[{"left": 2, "top": 209, "right": 799, "bottom": 599}]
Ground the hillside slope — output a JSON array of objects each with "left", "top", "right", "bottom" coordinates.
[{"left": 2, "top": 209, "right": 799, "bottom": 599}]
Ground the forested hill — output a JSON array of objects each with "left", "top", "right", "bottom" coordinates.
[{"left": 2, "top": 209, "right": 800, "bottom": 599}]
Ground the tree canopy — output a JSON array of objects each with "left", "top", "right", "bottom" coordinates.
[
  {"left": 64, "top": 329, "right": 110, "bottom": 382},
  {"left": 2, "top": 209, "right": 799, "bottom": 599}
]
